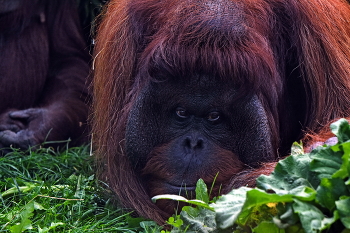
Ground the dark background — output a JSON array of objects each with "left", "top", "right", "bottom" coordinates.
[{"left": 76, "top": 0, "right": 108, "bottom": 46}]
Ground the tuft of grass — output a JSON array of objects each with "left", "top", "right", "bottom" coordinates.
[{"left": 0, "top": 145, "right": 141, "bottom": 232}]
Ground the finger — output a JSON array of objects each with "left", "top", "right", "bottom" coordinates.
[
  {"left": 9, "top": 109, "right": 40, "bottom": 120},
  {"left": 9, "top": 110, "right": 31, "bottom": 120},
  {"left": 0, "top": 130, "right": 32, "bottom": 149},
  {"left": 0, "top": 130, "right": 19, "bottom": 147},
  {"left": 0, "top": 123, "right": 22, "bottom": 132}
]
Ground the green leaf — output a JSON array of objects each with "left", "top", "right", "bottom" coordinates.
[
  {"left": 175, "top": 208, "right": 216, "bottom": 232},
  {"left": 293, "top": 199, "right": 338, "bottom": 233},
  {"left": 291, "top": 142, "right": 304, "bottom": 156},
  {"left": 151, "top": 194, "right": 214, "bottom": 210},
  {"left": 316, "top": 178, "right": 349, "bottom": 211},
  {"left": 257, "top": 153, "right": 319, "bottom": 194},
  {"left": 167, "top": 215, "right": 183, "bottom": 228},
  {"left": 333, "top": 147, "right": 350, "bottom": 179},
  {"left": 330, "top": 118, "right": 350, "bottom": 143},
  {"left": 182, "top": 205, "right": 201, "bottom": 217},
  {"left": 34, "top": 201, "right": 46, "bottom": 211},
  {"left": 195, "top": 179, "right": 209, "bottom": 204},
  {"left": 9, "top": 218, "right": 32, "bottom": 233},
  {"left": 252, "top": 221, "right": 285, "bottom": 233},
  {"left": 335, "top": 197, "right": 350, "bottom": 229},
  {"left": 272, "top": 204, "right": 299, "bottom": 229},
  {"left": 211, "top": 187, "right": 251, "bottom": 229},
  {"left": 238, "top": 189, "right": 296, "bottom": 225},
  {"left": 152, "top": 194, "right": 188, "bottom": 202},
  {"left": 38, "top": 222, "right": 64, "bottom": 233},
  {"left": 310, "top": 147, "right": 343, "bottom": 180},
  {"left": 1, "top": 182, "right": 39, "bottom": 197},
  {"left": 9, "top": 202, "right": 35, "bottom": 233}
]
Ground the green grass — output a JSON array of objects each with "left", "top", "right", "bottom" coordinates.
[{"left": 0, "top": 145, "right": 147, "bottom": 233}]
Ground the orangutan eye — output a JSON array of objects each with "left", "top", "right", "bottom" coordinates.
[
  {"left": 207, "top": 111, "right": 220, "bottom": 122},
  {"left": 176, "top": 107, "right": 189, "bottom": 118}
]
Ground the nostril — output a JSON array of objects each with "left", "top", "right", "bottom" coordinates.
[
  {"left": 184, "top": 137, "right": 192, "bottom": 149},
  {"left": 184, "top": 136, "right": 204, "bottom": 150},
  {"left": 197, "top": 138, "right": 203, "bottom": 149}
]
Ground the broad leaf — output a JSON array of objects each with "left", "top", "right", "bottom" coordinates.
[
  {"left": 316, "top": 178, "right": 349, "bottom": 211},
  {"left": 211, "top": 187, "right": 251, "bottom": 229},
  {"left": 330, "top": 118, "right": 350, "bottom": 143},
  {"left": 293, "top": 199, "right": 338, "bottom": 233},
  {"left": 252, "top": 221, "right": 285, "bottom": 233},
  {"left": 257, "top": 153, "right": 319, "bottom": 194},
  {"left": 310, "top": 147, "right": 343, "bottom": 180},
  {"left": 336, "top": 197, "right": 350, "bottom": 229},
  {"left": 196, "top": 179, "right": 210, "bottom": 204}
]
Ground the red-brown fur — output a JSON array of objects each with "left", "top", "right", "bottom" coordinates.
[
  {"left": 0, "top": 1, "right": 90, "bottom": 149},
  {"left": 92, "top": 0, "right": 350, "bottom": 224}
]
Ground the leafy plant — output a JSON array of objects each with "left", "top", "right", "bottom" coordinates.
[{"left": 153, "top": 118, "right": 350, "bottom": 233}]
